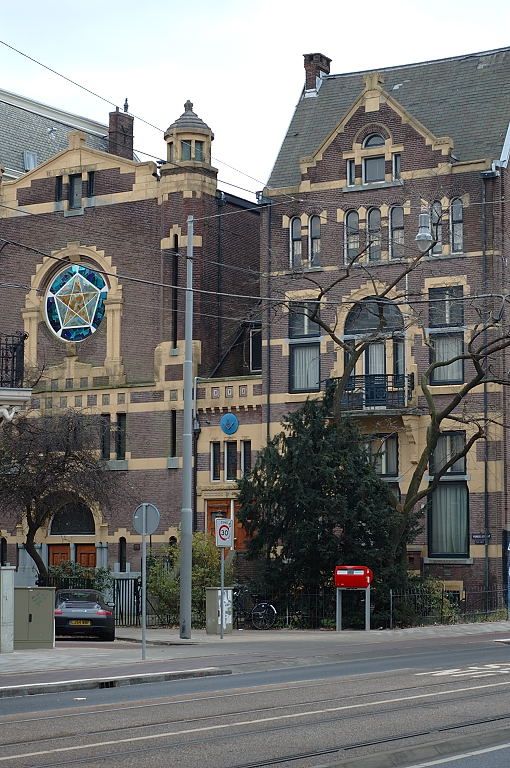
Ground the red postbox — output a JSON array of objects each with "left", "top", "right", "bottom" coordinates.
[{"left": 333, "top": 565, "right": 373, "bottom": 589}]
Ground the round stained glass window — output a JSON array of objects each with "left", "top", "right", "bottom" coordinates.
[{"left": 45, "top": 264, "right": 108, "bottom": 342}]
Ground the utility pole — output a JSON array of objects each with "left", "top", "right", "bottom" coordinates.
[{"left": 180, "top": 214, "right": 194, "bottom": 639}]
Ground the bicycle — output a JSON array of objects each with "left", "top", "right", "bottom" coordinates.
[{"left": 233, "top": 586, "right": 277, "bottom": 630}]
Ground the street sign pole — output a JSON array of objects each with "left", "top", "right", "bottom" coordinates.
[
  {"left": 141, "top": 503, "right": 147, "bottom": 660},
  {"left": 133, "top": 503, "right": 160, "bottom": 661},
  {"left": 220, "top": 547, "right": 225, "bottom": 640}
]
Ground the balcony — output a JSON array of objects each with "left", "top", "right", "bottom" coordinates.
[
  {"left": 0, "top": 333, "right": 31, "bottom": 422},
  {"left": 0, "top": 333, "right": 26, "bottom": 388},
  {"left": 340, "top": 374, "right": 414, "bottom": 411}
]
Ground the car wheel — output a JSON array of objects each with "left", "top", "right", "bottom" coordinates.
[{"left": 101, "top": 631, "right": 115, "bottom": 642}]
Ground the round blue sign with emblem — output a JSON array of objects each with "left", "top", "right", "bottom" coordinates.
[{"left": 220, "top": 413, "right": 239, "bottom": 435}]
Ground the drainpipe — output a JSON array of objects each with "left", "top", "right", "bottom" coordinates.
[
  {"left": 481, "top": 170, "right": 499, "bottom": 595},
  {"left": 265, "top": 200, "right": 273, "bottom": 442}
]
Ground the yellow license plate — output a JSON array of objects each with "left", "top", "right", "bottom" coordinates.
[{"left": 69, "top": 620, "right": 91, "bottom": 626}]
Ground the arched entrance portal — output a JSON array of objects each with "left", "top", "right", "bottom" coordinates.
[{"left": 48, "top": 497, "right": 97, "bottom": 567}]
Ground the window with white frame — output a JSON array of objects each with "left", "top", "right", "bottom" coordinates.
[
  {"left": 368, "top": 434, "right": 398, "bottom": 476},
  {"left": 430, "top": 431, "right": 466, "bottom": 476},
  {"left": 429, "top": 482, "right": 469, "bottom": 557},
  {"left": 225, "top": 441, "right": 238, "bottom": 480},
  {"left": 345, "top": 210, "right": 360, "bottom": 263},
  {"left": 450, "top": 198, "right": 464, "bottom": 253},
  {"left": 429, "top": 285, "right": 464, "bottom": 385},
  {"left": 289, "top": 302, "right": 320, "bottom": 393},
  {"left": 429, "top": 286, "right": 464, "bottom": 328},
  {"left": 309, "top": 215, "right": 321, "bottom": 267},
  {"left": 290, "top": 217, "right": 302, "bottom": 268},
  {"left": 390, "top": 206, "right": 405, "bottom": 259},
  {"left": 368, "top": 208, "right": 381, "bottom": 261},
  {"left": 289, "top": 301, "right": 320, "bottom": 338},
  {"left": 362, "top": 134, "right": 386, "bottom": 184}
]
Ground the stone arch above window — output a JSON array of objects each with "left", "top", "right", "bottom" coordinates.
[
  {"left": 50, "top": 498, "right": 96, "bottom": 535},
  {"left": 344, "top": 296, "right": 404, "bottom": 335}
]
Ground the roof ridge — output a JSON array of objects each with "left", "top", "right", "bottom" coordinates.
[{"left": 326, "top": 46, "right": 510, "bottom": 80}]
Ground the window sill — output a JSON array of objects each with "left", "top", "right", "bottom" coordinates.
[
  {"left": 64, "top": 207, "right": 84, "bottom": 217},
  {"left": 343, "top": 180, "right": 403, "bottom": 193},
  {"left": 424, "top": 557, "right": 473, "bottom": 564},
  {"left": 107, "top": 459, "right": 128, "bottom": 470}
]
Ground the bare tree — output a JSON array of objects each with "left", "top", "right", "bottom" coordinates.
[
  {"left": 269, "top": 205, "right": 509, "bottom": 543},
  {"left": 0, "top": 410, "right": 119, "bottom": 578}
]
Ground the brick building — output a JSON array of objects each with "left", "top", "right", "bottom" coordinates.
[
  {"left": 0, "top": 91, "right": 261, "bottom": 581},
  {"left": 260, "top": 48, "right": 510, "bottom": 594}
]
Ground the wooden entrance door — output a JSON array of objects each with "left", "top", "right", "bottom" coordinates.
[
  {"left": 76, "top": 544, "right": 96, "bottom": 568},
  {"left": 206, "top": 500, "right": 249, "bottom": 552},
  {"left": 49, "top": 544, "right": 70, "bottom": 566}
]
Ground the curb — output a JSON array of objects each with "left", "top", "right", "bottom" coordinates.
[
  {"left": 0, "top": 666, "right": 231, "bottom": 699},
  {"left": 316, "top": 724, "right": 510, "bottom": 768},
  {"left": 116, "top": 636, "right": 199, "bottom": 647}
]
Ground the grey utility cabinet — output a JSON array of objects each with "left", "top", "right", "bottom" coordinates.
[
  {"left": 205, "top": 587, "right": 233, "bottom": 635},
  {"left": 14, "top": 587, "right": 55, "bottom": 650}
]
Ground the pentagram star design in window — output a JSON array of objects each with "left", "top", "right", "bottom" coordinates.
[{"left": 45, "top": 264, "right": 108, "bottom": 342}]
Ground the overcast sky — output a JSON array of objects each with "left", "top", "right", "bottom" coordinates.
[{"left": 1, "top": 0, "right": 509, "bottom": 199}]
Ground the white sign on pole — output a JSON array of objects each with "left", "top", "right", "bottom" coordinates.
[{"left": 215, "top": 517, "right": 233, "bottom": 548}]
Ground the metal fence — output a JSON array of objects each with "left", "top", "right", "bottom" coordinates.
[
  {"left": 0, "top": 333, "right": 26, "bottom": 388},
  {"left": 389, "top": 587, "right": 508, "bottom": 628}
]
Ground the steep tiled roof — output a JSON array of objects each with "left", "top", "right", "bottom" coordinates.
[
  {"left": 268, "top": 47, "right": 510, "bottom": 189},
  {"left": 0, "top": 89, "right": 109, "bottom": 178}
]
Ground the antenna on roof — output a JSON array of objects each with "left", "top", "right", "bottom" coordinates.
[{"left": 124, "top": 98, "right": 129, "bottom": 113}]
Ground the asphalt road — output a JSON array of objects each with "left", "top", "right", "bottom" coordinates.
[{"left": 1, "top": 633, "right": 510, "bottom": 768}]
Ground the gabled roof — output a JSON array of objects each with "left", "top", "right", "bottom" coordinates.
[
  {"left": 0, "top": 88, "right": 109, "bottom": 179},
  {"left": 268, "top": 47, "right": 510, "bottom": 189}
]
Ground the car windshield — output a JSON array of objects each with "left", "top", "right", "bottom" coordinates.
[{"left": 56, "top": 591, "right": 102, "bottom": 605}]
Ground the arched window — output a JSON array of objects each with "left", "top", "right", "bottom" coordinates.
[
  {"left": 368, "top": 208, "right": 381, "bottom": 261},
  {"left": 363, "top": 134, "right": 385, "bottom": 148},
  {"left": 290, "top": 217, "right": 302, "bottom": 268},
  {"left": 50, "top": 500, "right": 95, "bottom": 535},
  {"left": 118, "top": 537, "right": 127, "bottom": 572},
  {"left": 0, "top": 537, "right": 7, "bottom": 566},
  {"left": 345, "top": 211, "right": 359, "bottom": 263},
  {"left": 344, "top": 297, "right": 404, "bottom": 336},
  {"left": 309, "top": 215, "right": 321, "bottom": 267},
  {"left": 431, "top": 201, "right": 443, "bottom": 255},
  {"left": 450, "top": 199, "right": 463, "bottom": 253},
  {"left": 344, "top": 297, "right": 405, "bottom": 408},
  {"left": 390, "top": 206, "right": 405, "bottom": 259}
]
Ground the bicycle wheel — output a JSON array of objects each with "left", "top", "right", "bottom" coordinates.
[{"left": 251, "top": 602, "right": 277, "bottom": 630}]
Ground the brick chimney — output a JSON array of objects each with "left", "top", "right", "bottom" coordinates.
[
  {"left": 108, "top": 107, "right": 134, "bottom": 159},
  {"left": 303, "top": 53, "right": 332, "bottom": 90}
]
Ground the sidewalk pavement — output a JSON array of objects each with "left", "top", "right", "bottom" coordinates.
[{"left": 1, "top": 620, "right": 509, "bottom": 698}]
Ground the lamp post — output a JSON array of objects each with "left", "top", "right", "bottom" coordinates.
[
  {"left": 415, "top": 211, "right": 434, "bottom": 253},
  {"left": 180, "top": 215, "right": 194, "bottom": 639}
]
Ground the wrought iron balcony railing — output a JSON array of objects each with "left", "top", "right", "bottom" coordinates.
[
  {"left": 0, "top": 333, "right": 26, "bottom": 388},
  {"left": 341, "top": 373, "right": 415, "bottom": 411}
]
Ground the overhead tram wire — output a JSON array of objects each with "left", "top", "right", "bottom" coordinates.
[
  {"left": 0, "top": 37, "right": 289, "bottom": 199},
  {"left": 0, "top": 231, "right": 506, "bottom": 312}
]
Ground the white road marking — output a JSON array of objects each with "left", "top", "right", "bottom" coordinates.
[
  {"left": 0, "top": 667, "right": 219, "bottom": 693},
  {"left": 3, "top": 678, "right": 510, "bottom": 762},
  {"left": 416, "top": 663, "right": 510, "bottom": 679},
  {"left": 404, "top": 740, "right": 510, "bottom": 767}
]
